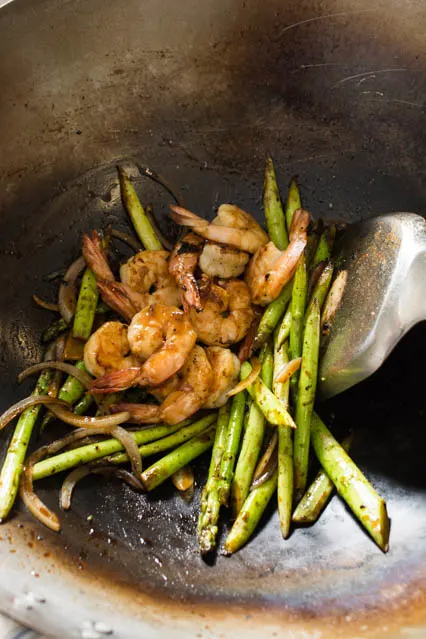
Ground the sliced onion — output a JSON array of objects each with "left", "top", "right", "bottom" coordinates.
[
  {"left": 137, "top": 164, "right": 186, "bottom": 207},
  {"left": 58, "top": 255, "right": 86, "bottom": 324},
  {"left": 19, "top": 448, "right": 61, "bottom": 532},
  {"left": 274, "top": 357, "right": 303, "bottom": 384},
  {"left": 252, "top": 431, "right": 278, "bottom": 485},
  {"left": 110, "top": 426, "right": 142, "bottom": 477},
  {"left": 321, "top": 270, "right": 348, "bottom": 336},
  {"left": 250, "top": 440, "right": 278, "bottom": 491},
  {"left": 0, "top": 396, "right": 71, "bottom": 432},
  {"left": 18, "top": 362, "right": 92, "bottom": 389},
  {"left": 32, "top": 295, "right": 60, "bottom": 312},
  {"left": 60, "top": 464, "right": 145, "bottom": 511},
  {"left": 227, "top": 357, "right": 261, "bottom": 397},
  {"left": 109, "top": 228, "right": 142, "bottom": 253},
  {"left": 47, "top": 405, "right": 130, "bottom": 430},
  {"left": 145, "top": 206, "right": 173, "bottom": 250},
  {"left": 63, "top": 332, "right": 85, "bottom": 361},
  {"left": 60, "top": 466, "right": 92, "bottom": 510}
]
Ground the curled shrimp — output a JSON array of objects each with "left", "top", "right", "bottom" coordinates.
[
  {"left": 199, "top": 242, "right": 249, "bottom": 279},
  {"left": 168, "top": 232, "right": 204, "bottom": 311},
  {"left": 189, "top": 278, "right": 253, "bottom": 346},
  {"left": 82, "top": 232, "right": 180, "bottom": 321},
  {"left": 170, "top": 204, "right": 268, "bottom": 253},
  {"left": 90, "top": 304, "right": 197, "bottom": 392},
  {"left": 84, "top": 321, "right": 139, "bottom": 377},
  {"left": 203, "top": 347, "right": 241, "bottom": 408},
  {"left": 112, "top": 345, "right": 214, "bottom": 425},
  {"left": 246, "top": 209, "right": 311, "bottom": 305}
]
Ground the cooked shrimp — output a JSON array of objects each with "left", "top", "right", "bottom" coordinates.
[
  {"left": 112, "top": 345, "right": 214, "bottom": 425},
  {"left": 90, "top": 304, "right": 197, "bottom": 392},
  {"left": 203, "top": 347, "right": 240, "bottom": 408},
  {"left": 83, "top": 233, "right": 180, "bottom": 320},
  {"left": 84, "top": 321, "right": 139, "bottom": 377},
  {"left": 168, "top": 232, "right": 204, "bottom": 311},
  {"left": 246, "top": 209, "right": 311, "bottom": 305},
  {"left": 189, "top": 278, "right": 253, "bottom": 346},
  {"left": 199, "top": 242, "right": 249, "bottom": 278},
  {"left": 120, "top": 250, "right": 180, "bottom": 307},
  {"left": 170, "top": 204, "right": 268, "bottom": 253}
]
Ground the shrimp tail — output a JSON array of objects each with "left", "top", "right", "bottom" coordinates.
[
  {"left": 96, "top": 281, "right": 138, "bottom": 323},
  {"left": 170, "top": 206, "right": 209, "bottom": 233},
  {"left": 82, "top": 231, "right": 115, "bottom": 282},
  {"left": 289, "top": 209, "right": 311, "bottom": 242},
  {"left": 110, "top": 403, "right": 162, "bottom": 423},
  {"left": 181, "top": 276, "right": 202, "bottom": 312},
  {"left": 89, "top": 367, "right": 143, "bottom": 394}
]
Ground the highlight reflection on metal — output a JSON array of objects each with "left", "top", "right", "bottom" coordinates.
[{"left": 319, "top": 213, "right": 426, "bottom": 399}]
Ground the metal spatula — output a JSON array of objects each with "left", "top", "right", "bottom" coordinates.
[{"left": 318, "top": 212, "right": 426, "bottom": 400}]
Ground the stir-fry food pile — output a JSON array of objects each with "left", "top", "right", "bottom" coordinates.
[{"left": 0, "top": 159, "right": 390, "bottom": 554}]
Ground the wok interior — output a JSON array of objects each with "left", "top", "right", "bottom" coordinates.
[{"left": 1, "top": 0, "right": 426, "bottom": 630}]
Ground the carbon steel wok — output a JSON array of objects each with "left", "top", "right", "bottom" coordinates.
[{"left": 1, "top": 0, "right": 426, "bottom": 637}]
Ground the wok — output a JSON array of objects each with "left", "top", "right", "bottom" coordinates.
[{"left": 1, "top": 0, "right": 426, "bottom": 637}]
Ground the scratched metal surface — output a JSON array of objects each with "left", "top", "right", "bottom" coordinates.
[{"left": 1, "top": 0, "right": 426, "bottom": 637}]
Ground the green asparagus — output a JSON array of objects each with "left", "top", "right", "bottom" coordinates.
[
  {"left": 33, "top": 417, "right": 208, "bottom": 480},
  {"left": 294, "top": 298, "right": 320, "bottom": 502},
  {"left": 224, "top": 469, "right": 278, "bottom": 554},
  {"left": 218, "top": 391, "right": 246, "bottom": 506},
  {"left": 72, "top": 268, "right": 99, "bottom": 341},
  {"left": 41, "top": 318, "right": 68, "bottom": 344},
  {"left": 307, "top": 260, "right": 334, "bottom": 316},
  {"left": 263, "top": 155, "right": 288, "bottom": 250},
  {"left": 285, "top": 177, "right": 302, "bottom": 233},
  {"left": 141, "top": 426, "right": 216, "bottom": 491},
  {"left": 293, "top": 433, "right": 353, "bottom": 524},
  {"left": 231, "top": 343, "right": 273, "bottom": 516},
  {"left": 240, "top": 361, "right": 296, "bottom": 428},
  {"left": 311, "top": 413, "right": 390, "bottom": 551},
  {"left": 0, "top": 369, "right": 53, "bottom": 520},
  {"left": 273, "top": 334, "right": 293, "bottom": 539},
  {"left": 253, "top": 282, "right": 292, "bottom": 351},
  {"left": 117, "top": 166, "right": 163, "bottom": 250},
  {"left": 311, "top": 225, "right": 336, "bottom": 268},
  {"left": 198, "top": 404, "right": 230, "bottom": 553},
  {"left": 289, "top": 253, "right": 307, "bottom": 398},
  {"left": 275, "top": 307, "right": 292, "bottom": 350}
]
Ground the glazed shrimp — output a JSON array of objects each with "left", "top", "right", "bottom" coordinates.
[
  {"left": 168, "top": 232, "right": 204, "bottom": 311},
  {"left": 170, "top": 204, "right": 268, "bottom": 253},
  {"left": 112, "top": 345, "right": 214, "bottom": 425},
  {"left": 83, "top": 321, "right": 139, "bottom": 377},
  {"left": 203, "top": 347, "right": 241, "bottom": 408},
  {"left": 189, "top": 278, "right": 253, "bottom": 346},
  {"left": 199, "top": 242, "right": 250, "bottom": 279},
  {"left": 246, "top": 209, "right": 311, "bottom": 305},
  {"left": 82, "top": 232, "right": 180, "bottom": 321},
  {"left": 90, "top": 304, "right": 197, "bottom": 392}
]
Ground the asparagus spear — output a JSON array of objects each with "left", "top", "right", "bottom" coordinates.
[
  {"left": 311, "top": 225, "right": 336, "bottom": 268},
  {"left": 0, "top": 369, "right": 53, "bottom": 520},
  {"left": 33, "top": 416, "right": 211, "bottom": 480},
  {"left": 218, "top": 391, "right": 246, "bottom": 506},
  {"left": 73, "top": 393, "right": 95, "bottom": 415},
  {"left": 292, "top": 433, "right": 353, "bottom": 524},
  {"left": 141, "top": 426, "right": 216, "bottom": 491},
  {"left": 72, "top": 268, "right": 99, "bottom": 341},
  {"left": 273, "top": 334, "right": 293, "bottom": 539},
  {"left": 240, "top": 361, "right": 296, "bottom": 428},
  {"left": 263, "top": 155, "right": 288, "bottom": 250},
  {"left": 275, "top": 307, "right": 292, "bottom": 350},
  {"left": 310, "top": 413, "right": 390, "bottom": 551},
  {"left": 253, "top": 282, "right": 292, "bottom": 351},
  {"left": 224, "top": 469, "right": 278, "bottom": 554},
  {"left": 306, "top": 260, "right": 334, "bottom": 316},
  {"left": 198, "top": 404, "right": 230, "bottom": 553},
  {"left": 231, "top": 343, "right": 273, "bottom": 516},
  {"left": 289, "top": 253, "right": 307, "bottom": 399},
  {"left": 117, "top": 166, "right": 163, "bottom": 251},
  {"left": 41, "top": 318, "right": 68, "bottom": 344},
  {"left": 294, "top": 298, "right": 320, "bottom": 502},
  {"left": 285, "top": 176, "right": 302, "bottom": 233}
]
